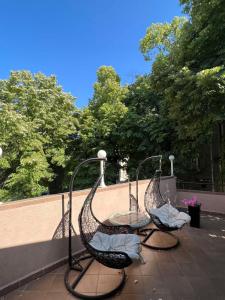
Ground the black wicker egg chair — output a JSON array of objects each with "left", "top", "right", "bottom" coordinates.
[
  {"left": 64, "top": 158, "right": 139, "bottom": 299},
  {"left": 136, "top": 156, "right": 184, "bottom": 250}
]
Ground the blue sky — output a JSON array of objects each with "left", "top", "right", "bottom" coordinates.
[{"left": 0, "top": 0, "right": 183, "bottom": 107}]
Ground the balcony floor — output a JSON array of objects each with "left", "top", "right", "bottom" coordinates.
[{"left": 3, "top": 213, "right": 225, "bottom": 300}]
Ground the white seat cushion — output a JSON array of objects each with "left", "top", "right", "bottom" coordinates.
[
  {"left": 89, "top": 231, "right": 141, "bottom": 261},
  {"left": 150, "top": 203, "right": 191, "bottom": 228}
]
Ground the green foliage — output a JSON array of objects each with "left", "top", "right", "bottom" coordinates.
[
  {"left": 140, "top": 0, "right": 225, "bottom": 187},
  {"left": 0, "top": 71, "right": 78, "bottom": 201},
  {"left": 90, "top": 66, "right": 128, "bottom": 125},
  {"left": 70, "top": 66, "right": 128, "bottom": 188},
  {"left": 162, "top": 66, "right": 225, "bottom": 139},
  {"left": 83, "top": 66, "right": 128, "bottom": 150},
  {"left": 178, "top": 0, "right": 225, "bottom": 69},
  {"left": 140, "top": 17, "right": 187, "bottom": 61},
  {"left": 115, "top": 75, "right": 175, "bottom": 179},
  {"left": 4, "top": 151, "right": 52, "bottom": 200}
]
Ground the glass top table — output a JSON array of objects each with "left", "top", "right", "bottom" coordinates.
[{"left": 109, "top": 210, "right": 151, "bottom": 229}]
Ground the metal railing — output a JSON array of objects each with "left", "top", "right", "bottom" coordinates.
[{"left": 177, "top": 179, "right": 214, "bottom": 191}]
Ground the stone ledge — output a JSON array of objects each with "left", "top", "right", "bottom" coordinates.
[{"left": 0, "top": 177, "right": 174, "bottom": 211}]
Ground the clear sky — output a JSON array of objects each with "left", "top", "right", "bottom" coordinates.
[{"left": 0, "top": 0, "right": 183, "bottom": 108}]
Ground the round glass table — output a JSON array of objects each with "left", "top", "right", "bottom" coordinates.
[{"left": 109, "top": 210, "right": 151, "bottom": 229}]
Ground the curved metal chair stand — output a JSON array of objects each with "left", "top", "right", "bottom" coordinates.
[
  {"left": 135, "top": 156, "right": 180, "bottom": 250},
  {"left": 64, "top": 158, "right": 133, "bottom": 299}
]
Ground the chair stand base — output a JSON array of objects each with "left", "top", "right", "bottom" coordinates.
[
  {"left": 64, "top": 255, "right": 126, "bottom": 299},
  {"left": 138, "top": 228, "right": 179, "bottom": 250}
]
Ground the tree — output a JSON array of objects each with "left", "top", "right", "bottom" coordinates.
[
  {"left": 179, "top": 0, "right": 225, "bottom": 69},
  {"left": 139, "top": 0, "right": 225, "bottom": 188},
  {"left": 74, "top": 66, "right": 128, "bottom": 187},
  {"left": 116, "top": 75, "right": 175, "bottom": 179},
  {"left": 140, "top": 16, "right": 187, "bottom": 61},
  {"left": 0, "top": 71, "right": 78, "bottom": 200}
]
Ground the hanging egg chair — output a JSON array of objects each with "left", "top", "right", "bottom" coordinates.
[
  {"left": 64, "top": 158, "right": 142, "bottom": 299},
  {"left": 135, "top": 156, "right": 190, "bottom": 250}
]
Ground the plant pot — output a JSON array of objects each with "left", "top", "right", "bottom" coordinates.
[{"left": 188, "top": 204, "right": 201, "bottom": 228}]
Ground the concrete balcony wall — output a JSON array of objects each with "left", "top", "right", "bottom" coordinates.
[
  {"left": 177, "top": 189, "right": 225, "bottom": 214},
  {"left": 0, "top": 176, "right": 175, "bottom": 294}
]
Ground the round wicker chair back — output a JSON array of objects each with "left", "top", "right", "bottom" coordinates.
[
  {"left": 144, "top": 170, "right": 179, "bottom": 231},
  {"left": 144, "top": 170, "right": 166, "bottom": 211},
  {"left": 78, "top": 172, "right": 133, "bottom": 269}
]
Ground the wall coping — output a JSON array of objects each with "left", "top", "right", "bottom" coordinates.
[
  {"left": 0, "top": 176, "right": 175, "bottom": 211},
  {"left": 177, "top": 189, "right": 225, "bottom": 196}
]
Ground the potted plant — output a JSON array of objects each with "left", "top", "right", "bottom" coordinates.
[{"left": 182, "top": 196, "right": 201, "bottom": 228}]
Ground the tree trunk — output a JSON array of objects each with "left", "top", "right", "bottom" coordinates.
[
  {"left": 49, "top": 165, "right": 64, "bottom": 194},
  {"left": 210, "top": 140, "right": 215, "bottom": 192},
  {"left": 219, "top": 122, "right": 225, "bottom": 192}
]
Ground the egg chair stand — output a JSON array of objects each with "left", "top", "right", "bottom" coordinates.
[
  {"left": 64, "top": 158, "right": 133, "bottom": 299},
  {"left": 138, "top": 225, "right": 179, "bottom": 250},
  {"left": 135, "top": 156, "right": 180, "bottom": 250},
  {"left": 64, "top": 254, "right": 126, "bottom": 300}
]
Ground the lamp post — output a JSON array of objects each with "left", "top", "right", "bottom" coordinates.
[
  {"left": 169, "top": 155, "right": 175, "bottom": 176},
  {"left": 97, "top": 150, "right": 107, "bottom": 187}
]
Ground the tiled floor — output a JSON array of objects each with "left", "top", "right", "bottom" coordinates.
[{"left": 3, "top": 213, "right": 225, "bottom": 300}]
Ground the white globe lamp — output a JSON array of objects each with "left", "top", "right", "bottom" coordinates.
[
  {"left": 97, "top": 150, "right": 107, "bottom": 159},
  {"left": 97, "top": 150, "right": 107, "bottom": 187}
]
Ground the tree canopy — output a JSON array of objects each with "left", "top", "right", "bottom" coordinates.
[
  {"left": 139, "top": 0, "right": 225, "bottom": 187},
  {"left": 0, "top": 71, "right": 78, "bottom": 200}
]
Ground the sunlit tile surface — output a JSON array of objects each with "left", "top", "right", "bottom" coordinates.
[{"left": 3, "top": 213, "right": 225, "bottom": 300}]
